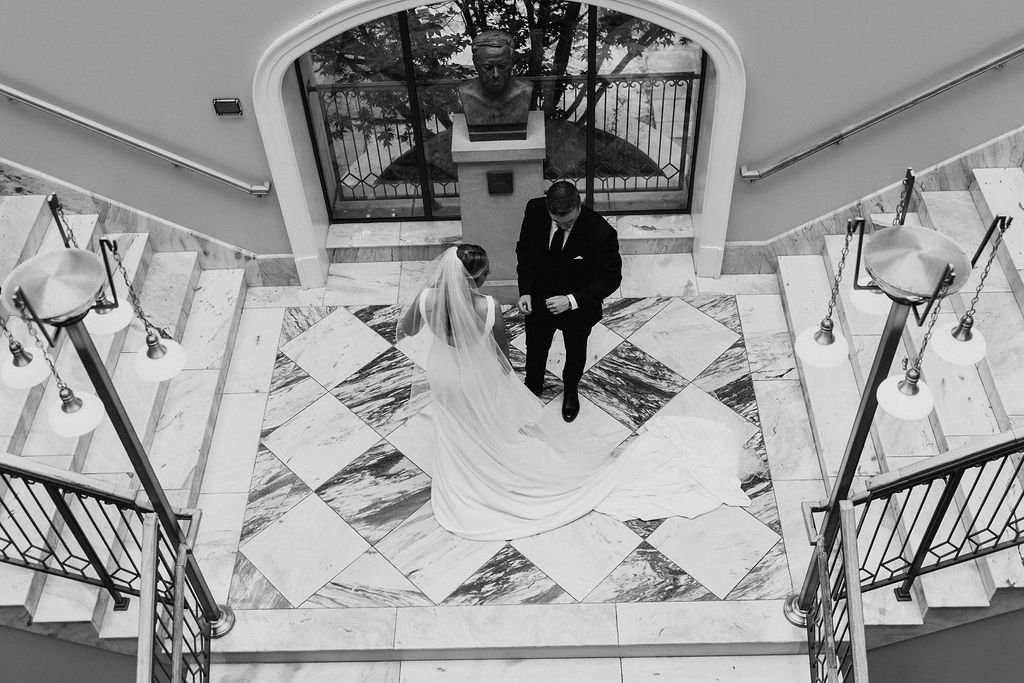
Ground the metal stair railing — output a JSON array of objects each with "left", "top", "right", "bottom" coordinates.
[{"left": 0, "top": 453, "right": 213, "bottom": 682}]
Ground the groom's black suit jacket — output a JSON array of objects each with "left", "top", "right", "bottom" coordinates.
[{"left": 516, "top": 197, "right": 622, "bottom": 330}]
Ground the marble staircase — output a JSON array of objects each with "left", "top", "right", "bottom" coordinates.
[
  {"left": 777, "top": 165, "right": 1024, "bottom": 649},
  {"left": 0, "top": 193, "right": 247, "bottom": 653}
]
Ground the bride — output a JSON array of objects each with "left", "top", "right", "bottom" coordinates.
[{"left": 399, "top": 244, "right": 753, "bottom": 541}]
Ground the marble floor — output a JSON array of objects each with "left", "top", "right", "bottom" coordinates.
[{"left": 223, "top": 256, "right": 800, "bottom": 613}]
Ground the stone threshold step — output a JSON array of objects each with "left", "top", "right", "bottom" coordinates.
[
  {"left": 327, "top": 215, "right": 694, "bottom": 263},
  {"left": 212, "top": 601, "right": 804, "bottom": 663}
]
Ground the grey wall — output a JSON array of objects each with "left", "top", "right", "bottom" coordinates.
[
  {"left": 0, "top": 625, "right": 134, "bottom": 683},
  {"left": 0, "top": 0, "right": 1022, "bottom": 252},
  {"left": 869, "top": 608, "right": 1024, "bottom": 683}
]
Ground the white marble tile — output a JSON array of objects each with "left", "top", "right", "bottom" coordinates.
[
  {"left": 696, "top": 274, "right": 779, "bottom": 295},
  {"left": 772, "top": 479, "right": 827, "bottom": 592},
  {"left": 223, "top": 307, "right": 285, "bottom": 394},
  {"left": 193, "top": 491, "right": 249, "bottom": 603},
  {"left": 629, "top": 298, "right": 738, "bottom": 380},
  {"left": 512, "top": 512, "right": 641, "bottom": 601},
  {"left": 263, "top": 393, "right": 380, "bottom": 490},
  {"left": 213, "top": 608, "right": 396, "bottom": 658},
  {"left": 537, "top": 394, "right": 632, "bottom": 458},
  {"left": 652, "top": 384, "right": 759, "bottom": 444},
  {"left": 325, "top": 261, "right": 402, "bottom": 305},
  {"left": 280, "top": 306, "right": 391, "bottom": 390},
  {"left": 394, "top": 603, "right": 618, "bottom": 650},
  {"left": 244, "top": 286, "right": 325, "bottom": 308},
  {"left": 616, "top": 600, "right": 803, "bottom": 647},
  {"left": 123, "top": 250, "right": 198, "bottom": 349},
  {"left": 401, "top": 658, "right": 623, "bottom": 682},
  {"left": 181, "top": 269, "right": 245, "bottom": 370},
  {"left": 399, "top": 220, "right": 461, "bottom": 245},
  {"left": 31, "top": 575, "right": 97, "bottom": 622},
  {"left": 619, "top": 254, "right": 697, "bottom": 297},
  {"left": 398, "top": 260, "right": 433, "bottom": 305},
  {"left": 647, "top": 507, "right": 780, "bottom": 599},
  {"left": 971, "top": 292, "right": 1024, "bottom": 416},
  {"left": 736, "top": 294, "right": 797, "bottom": 381},
  {"left": 149, "top": 368, "right": 221, "bottom": 491},
  {"left": 509, "top": 322, "right": 623, "bottom": 379},
  {"left": 617, "top": 213, "right": 693, "bottom": 240},
  {"left": 753, "top": 380, "right": 820, "bottom": 480},
  {"left": 202, "top": 393, "right": 266, "bottom": 494},
  {"left": 972, "top": 167, "right": 1024, "bottom": 270},
  {"left": 240, "top": 494, "right": 368, "bottom": 606},
  {"left": 213, "top": 662, "right": 399, "bottom": 683},
  {"left": 327, "top": 221, "right": 401, "bottom": 248},
  {"left": 375, "top": 501, "right": 504, "bottom": 603},
  {"left": 302, "top": 549, "right": 431, "bottom": 608},
  {"left": 622, "top": 655, "right": 809, "bottom": 682}
]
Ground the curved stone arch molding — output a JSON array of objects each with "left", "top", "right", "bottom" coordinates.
[{"left": 253, "top": 0, "right": 745, "bottom": 287}]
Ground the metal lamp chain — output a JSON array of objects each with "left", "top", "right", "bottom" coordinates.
[
  {"left": 53, "top": 198, "right": 80, "bottom": 249},
  {"left": 964, "top": 227, "right": 1005, "bottom": 319},
  {"left": 911, "top": 279, "right": 952, "bottom": 373},
  {"left": 893, "top": 180, "right": 909, "bottom": 227},
  {"left": 110, "top": 248, "right": 167, "bottom": 339},
  {"left": 19, "top": 314, "right": 66, "bottom": 390},
  {"left": 825, "top": 229, "right": 855, "bottom": 320}
]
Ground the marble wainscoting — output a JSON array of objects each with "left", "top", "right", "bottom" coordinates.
[{"left": 228, "top": 291, "right": 793, "bottom": 615}]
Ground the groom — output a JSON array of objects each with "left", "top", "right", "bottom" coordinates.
[{"left": 516, "top": 181, "right": 622, "bottom": 422}]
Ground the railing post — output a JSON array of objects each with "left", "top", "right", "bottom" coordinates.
[
  {"left": 136, "top": 515, "right": 159, "bottom": 683},
  {"left": 63, "top": 321, "right": 232, "bottom": 635},
  {"left": 788, "top": 300, "right": 911, "bottom": 625},
  {"left": 894, "top": 470, "right": 966, "bottom": 601},
  {"left": 838, "top": 500, "right": 870, "bottom": 679},
  {"left": 42, "top": 483, "right": 129, "bottom": 610}
]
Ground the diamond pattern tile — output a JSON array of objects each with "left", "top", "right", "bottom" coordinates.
[{"left": 232, "top": 294, "right": 791, "bottom": 613}]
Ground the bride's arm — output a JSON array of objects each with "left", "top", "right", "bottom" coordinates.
[
  {"left": 492, "top": 304, "right": 511, "bottom": 363},
  {"left": 400, "top": 291, "right": 424, "bottom": 336}
]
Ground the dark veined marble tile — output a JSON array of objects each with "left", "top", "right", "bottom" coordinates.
[
  {"left": 725, "top": 539, "right": 792, "bottom": 600},
  {"left": 584, "top": 542, "right": 716, "bottom": 603},
  {"left": 347, "top": 304, "right": 402, "bottom": 345},
  {"left": 602, "top": 297, "right": 673, "bottom": 338},
  {"left": 744, "top": 472, "right": 783, "bottom": 537},
  {"left": 240, "top": 445, "right": 312, "bottom": 544},
  {"left": 715, "top": 372, "right": 760, "bottom": 428},
  {"left": 510, "top": 346, "right": 562, "bottom": 403},
  {"left": 694, "top": 340, "right": 748, "bottom": 394},
  {"left": 581, "top": 340, "right": 687, "bottom": 430},
  {"left": 301, "top": 549, "right": 432, "bottom": 608},
  {"left": 685, "top": 295, "right": 743, "bottom": 336},
  {"left": 444, "top": 544, "right": 573, "bottom": 606},
  {"left": 623, "top": 518, "right": 666, "bottom": 539},
  {"left": 315, "top": 440, "right": 431, "bottom": 545},
  {"left": 280, "top": 306, "right": 338, "bottom": 344},
  {"left": 332, "top": 347, "right": 417, "bottom": 435},
  {"left": 261, "top": 352, "right": 326, "bottom": 438},
  {"left": 501, "top": 304, "right": 527, "bottom": 341},
  {"left": 227, "top": 552, "right": 292, "bottom": 609}
]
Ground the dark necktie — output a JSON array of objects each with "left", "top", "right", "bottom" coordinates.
[{"left": 550, "top": 227, "right": 565, "bottom": 257}]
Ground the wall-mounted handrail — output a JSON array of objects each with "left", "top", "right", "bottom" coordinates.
[
  {"left": 0, "top": 81, "right": 272, "bottom": 196},
  {"left": 740, "top": 42, "right": 1024, "bottom": 182}
]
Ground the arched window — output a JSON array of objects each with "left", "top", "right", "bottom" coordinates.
[{"left": 298, "top": 0, "right": 706, "bottom": 222}]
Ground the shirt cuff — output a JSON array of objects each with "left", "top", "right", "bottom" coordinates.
[{"left": 567, "top": 294, "right": 578, "bottom": 310}]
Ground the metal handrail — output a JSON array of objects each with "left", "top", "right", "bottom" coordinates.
[
  {"left": 0, "top": 81, "right": 272, "bottom": 196},
  {"left": 740, "top": 42, "right": 1024, "bottom": 181}
]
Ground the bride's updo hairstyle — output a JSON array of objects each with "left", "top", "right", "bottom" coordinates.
[{"left": 456, "top": 244, "right": 489, "bottom": 287}]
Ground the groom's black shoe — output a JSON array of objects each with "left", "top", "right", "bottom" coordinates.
[{"left": 562, "top": 389, "right": 580, "bottom": 422}]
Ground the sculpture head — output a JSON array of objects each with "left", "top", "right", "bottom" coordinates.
[{"left": 471, "top": 30, "right": 516, "bottom": 95}]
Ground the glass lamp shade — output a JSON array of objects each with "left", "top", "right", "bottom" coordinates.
[
  {"left": 48, "top": 389, "right": 104, "bottom": 437},
  {"left": 850, "top": 288, "right": 893, "bottom": 315},
  {"left": 931, "top": 321, "right": 987, "bottom": 366},
  {"left": 135, "top": 337, "right": 186, "bottom": 382},
  {"left": 1, "top": 345, "right": 50, "bottom": 388},
  {"left": 84, "top": 302, "right": 134, "bottom": 335},
  {"left": 876, "top": 373, "right": 934, "bottom": 421},
  {"left": 794, "top": 323, "right": 849, "bottom": 368}
]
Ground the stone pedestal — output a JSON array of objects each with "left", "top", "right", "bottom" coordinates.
[{"left": 451, "top": 111, "right": 545, "bottom": 304}]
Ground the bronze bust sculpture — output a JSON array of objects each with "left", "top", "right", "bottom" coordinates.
[{"left": 459, "top": 30, "right": 532, "bottom": 141}]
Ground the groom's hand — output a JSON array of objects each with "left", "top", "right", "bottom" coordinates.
[
  {"left": 517, "top": 295, "right": 533, "bottom": 314},
  {"left": 545, "top": 295, "right": 571, "bottom": 315}
]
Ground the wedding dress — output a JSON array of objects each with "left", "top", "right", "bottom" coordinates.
[{"left": 400, "top": 248, "right": 752, "bottom": 542}]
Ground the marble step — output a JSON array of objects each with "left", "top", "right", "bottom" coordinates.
[
  {"left": 10, "top": 232, "right": 152, "bottom": 461},
  {"left": 970, "top": 167, "right": 1024, "bottom": 314},
  {"left": 211, "top": 654, "right": 811, "bottom": 682},
  {"left": 212, "top": 601, "right": 804, "bottom": 663},
  {"left": 326, "top": 214, "right": 694, "bottom": 263},
  {"left": 0, "top": 214, "right": 100, "bottom": 455},
  {"left": 0, "top": 194, "right": 50, "bottom": 285},
  {"left": 776, "top": 255, "right": 880, "bottom": 485}
]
